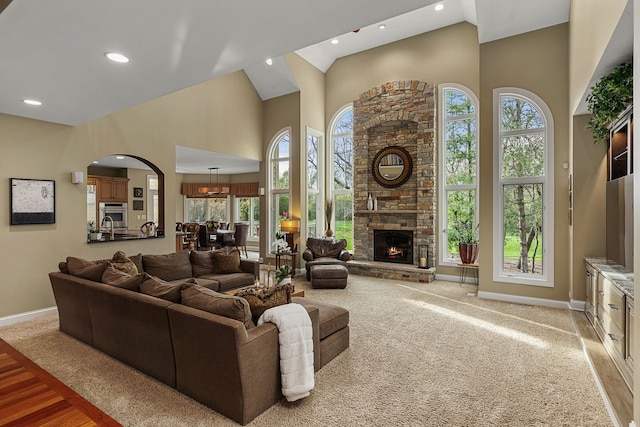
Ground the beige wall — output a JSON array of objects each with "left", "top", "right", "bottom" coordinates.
[
  {"left": 569, "top": 0, "right": 628, "bottom": 114},
  {"left": 479, "top": 24, "right": 570, "bottom": 301},
  {"left": 0, "top": 70, "right": 263, "bottom": 318}
]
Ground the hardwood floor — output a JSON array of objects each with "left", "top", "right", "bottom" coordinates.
[
  {"left": 0, "top": 338, "right": 121, "bottom": 426},
  {"left": 572, "top": 311, "right": 633, "bottom": 426}
]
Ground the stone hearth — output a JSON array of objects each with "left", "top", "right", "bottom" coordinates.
[{"left": 350, "top": 81, "right": 436, "bottom": 283}]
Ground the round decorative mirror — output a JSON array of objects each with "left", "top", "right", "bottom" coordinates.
[{"left": 372, "top": 146, "right": 413, "bottom": 188}]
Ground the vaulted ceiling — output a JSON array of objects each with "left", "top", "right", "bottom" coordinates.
[{"left": 1, "top": 0, "right": 571, "bottom": 127}]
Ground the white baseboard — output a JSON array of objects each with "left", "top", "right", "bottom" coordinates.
[
  {"left": 436, "top": 273, "right": 478, "bottom": 285},
  {"left": 477, "top": 291, "right": 570, "bottom": 309},
  {"left": 569, "top": 299, "right": 586, "bottom": 312},
  {"left": 0, "top": 306, "right": 57, "bottom": 327}
]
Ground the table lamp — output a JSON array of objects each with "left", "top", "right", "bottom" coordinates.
[{"left": 280, "top": 219, "right": 300, "bottom": 250}]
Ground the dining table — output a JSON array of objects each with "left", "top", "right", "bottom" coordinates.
[{"left": 214, "top": 229, "right": 234, "bottom": 245}]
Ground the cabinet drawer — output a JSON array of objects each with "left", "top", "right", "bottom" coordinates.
[
  {"left": 601, "top": 279, "right": 625, "bottom": 330},
  {"left": 600, "top": 310, "right": 625, "bottom": 358}
]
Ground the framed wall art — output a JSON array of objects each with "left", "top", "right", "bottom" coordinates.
[
  {"left": 133, "top": 187, "right": 143, "bottom": 198},
  {"left": 133, "top": 200, "right": 144, "bottom": 210},
  {"left": 10, "top": 178, "right": 55, "bottom": 225}
]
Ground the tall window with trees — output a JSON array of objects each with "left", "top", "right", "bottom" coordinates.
[
  {"left": 439, "top": 85, "right": 479, "bottom": 264},
  {"left": 494, "top": 89, "right": 554, "bottom": 286},
  {"left": 329, "top": 106, "right": 354, "bottom": 250},
  {"left": 185, "top": 197, "right": 227, "bottom": 223},
  {"left": 236, "top": 196, "right": 260, "bottom": 240},
  {"left": 306, "top": 128, "right": 324, "bottom": 239},
  {"left": 268, "top": 129, "right": 291, "bottom": 248}
]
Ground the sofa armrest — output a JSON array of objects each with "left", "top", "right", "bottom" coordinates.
[
  {"left": 302, "top": 249, "right": 314, "bottom": 261},
  {"left": 338, "top": 250, "right": 352, "bottom": 262},
  {"left": 239, "top": 259, "right": 259, "bottom": 277}
]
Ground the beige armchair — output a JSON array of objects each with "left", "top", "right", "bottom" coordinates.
[{"left": 302, "top": 237, "right": 351, "bottom": 280}]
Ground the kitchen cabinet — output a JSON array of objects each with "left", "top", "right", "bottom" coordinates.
[
  {"left": 586, "top": 259, "right": 634, "bottom": 392},
  {"left": 95, "top": 176, "right": 129, "bottom": 202},
  {"left": 585, "top": 263, "right": 597, "bottom": 325}
]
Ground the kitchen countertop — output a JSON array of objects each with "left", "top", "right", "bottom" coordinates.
[{"left": 585, "top": 257, "right": 634, "bottom": 299}]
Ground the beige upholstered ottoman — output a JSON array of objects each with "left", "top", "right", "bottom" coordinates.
[{"left": 310, "top": 264, "right": 348, "bottom": 289}]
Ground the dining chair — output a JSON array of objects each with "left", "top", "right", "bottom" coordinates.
[
  {"left": 184, "top": 223, "right": 200, "bottom": 250},
  {"left": 229, "top": 223, "right": 249, "bottom": 257}
]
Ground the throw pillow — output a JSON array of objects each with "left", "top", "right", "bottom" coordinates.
[
  {"left": 190, "top": 250, "right": 215, "bottom": 276},
  {"left": 142, "top": 250, "right": 192, "bottom": 281},
  {"left": 128, "top": 253, "right": 144, "bottom": 274},
  {"left": 212, "top": 248, "right": 242, "bottom": 274},
  {"left": 139, "top": 275, "right": 192, "bottom": 302},
  {"left": 234, "top": 283, "right": 293, "bottom": 323},
  {"left": 110, "top": 251, "right": 139, "bottom": 275},
  {"left": 66, "top": 257, "right": 107, "bottom": 282},
  {"left": 181, "top": 283, "right": 254, "bottom": 330},
  {"left": 101, "top": 266, "right": 146, "bottom": 291}
]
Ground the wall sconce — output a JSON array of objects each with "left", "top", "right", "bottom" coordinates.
[
  {"left": 71, "top": 171, "right": 84, "bottom": 184},
  {"left": 280, "top": 219, "right": 300, "bottom": 250}
]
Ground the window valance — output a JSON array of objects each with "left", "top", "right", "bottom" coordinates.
[{"left": 181, "top": 182, "right": 259, "bottom": 198}]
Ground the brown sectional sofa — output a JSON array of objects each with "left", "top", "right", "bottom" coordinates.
[{"left": 49, "top": 249, "right": 350, "bottom": 425}]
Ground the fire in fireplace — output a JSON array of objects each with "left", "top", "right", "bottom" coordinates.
[{"left": 373, "top": 230, "right": 413, "bottom": 264}]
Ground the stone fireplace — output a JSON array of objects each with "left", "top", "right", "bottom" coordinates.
[{"left": 348, "top": 81, "right": 436, "bottom": 283}]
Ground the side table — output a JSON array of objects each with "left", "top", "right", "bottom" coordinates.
[{"left": 271, "top": 250, "right": 298, "bottom": 276}]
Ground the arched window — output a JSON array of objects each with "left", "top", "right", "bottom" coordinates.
[
  {"left": 438, "top": 84, "right": 479, "bottom": 265},
  {"left": 268, "top": 128, "right": 291, "bottom": 249},
  {"left": 305, "top": 127, "right": 324, "bottom": 239},
  {"left": 493, "top": 88, "right": 554, "bottom": 286},
  {"left": 328, "top": 105, "right": 354, "bottom": 250}
]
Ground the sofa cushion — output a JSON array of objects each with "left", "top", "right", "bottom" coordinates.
[
  {"left": 66, "top": 257, "right": 107, "bottom": 282},
  {"left": 190, "top": 250, "right": 215, "bottom": 277},
  {"left": 234, "top": 283, "right": 293, "bottom": 323},
  {"left": 101, "top": 266, "right": 147, "bottom": 291},
  {"left": 306, "top": 257, "right": 348, "bottom": 269},
  {"left": 192, "top": 277, "right": 220, "bottom": 291},
  {"left": 212, "top": 249, "right": 242, "bottom": 274},
  {"left": 129, "top": 253, "right": 144, "bottom": 274},
  {"left": 110, "top": 251, "right": 139, "bottom": 275},
  {"left": 142, "top": 251, "right": 192, "bottom": 281},
  {"left": 293, "top": 297, "right": 349, "bottom": 340},
  {"left": 199, "top": 273, "right": 255, "bottom": 292},
  {"left": 181, "top": 283, "right": 254, "bottom": 330},
  {"left": 140, "top": 275, "right": 193, "bottom": 302}
]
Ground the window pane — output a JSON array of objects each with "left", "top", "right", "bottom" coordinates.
[
  {"left": 445, "top": 89, "right": 474, "bottom": 117},
  {"left": 445, "top": 118, "right": 477, "bottom": 185},
  {"left": 334, "top": 193, "right": 353, "bottom": 251},
  {"left": 186, "top": 197, "right": 227, "bottom": 223},
  {"left": 207, "top": 198, "right": 227, "bottom": 222},
  {"left": 271, "top": 160, "right": 289, "bottom": 189},
  {"left": 501, "top": 133, "right": 545, "bottom": 178},
  {"left": 502, "top": 184, "right": 543, "bottom": 274},
  {"left": 272, "top": 193, "right": 289, "bottom": 234},
  {"left": 238, "top": 198, "right": 250, "bottom": 222},
  {"left": 307, "top": 193, "right": 319, "bottom": 238},
  {"left": 333, "top": 136, "right": 353, "bottom": 190},
  {"left": 251, "top": 197, "right": 260, "bottom": 238},
  {"left": 307, "top": 134, "right": 319, "bottom": 190},
  {"left": 272, "top": 133, "right": 289, "bottom": 158},
  {"left": 333, "top": 109, "right": 353, "bottom": 135},
  {"left": 501, "top": 96, "right": 544, "bottom": 130},
  {"left": 446, "top": 190, "right": 475, "bottom": 260}
]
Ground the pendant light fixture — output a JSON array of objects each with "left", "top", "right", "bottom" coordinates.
[{"left": 199, "top": 167, "right": 229, "bottom": 195}]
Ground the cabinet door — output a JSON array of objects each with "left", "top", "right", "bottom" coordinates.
[
  {"left": 585, "top": 265, "right": 597, "bottom": 325},
  {"left": 626, "top": 298, "right": 634, "bottom": 370},
  {"left": 112, "top": 178, "right": 128, "bottom": 202},
  {"left": 96, "top": 178, "right": 114, "bottom": 201}
]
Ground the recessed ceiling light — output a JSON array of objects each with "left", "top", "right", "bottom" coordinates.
[
  {"left": 104, "top": 52, "right": 130, "bottom": 63},
  {"left": 115, "top": 156, "right": 125, "bottom": 160},
  {"left": 22, "top": 99, "right": 42, "bottom": 106},
  {"left": 379, "top": 24, "right": 386, "bottom": 30},
  {"left": 265, "top": 58, "right": 273, "bottom": 66},
  {"left": 331, "top": 39, "right": 339, "bottom": 45},
  {"left": 92, "top": 161, "right": 99, "bottom": 164},
  {"left": 434, "top": 3, "right": 444, "bottom": 11}
]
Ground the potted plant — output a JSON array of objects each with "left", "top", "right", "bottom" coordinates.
[
  {"left": 454, "top": 220, "right": 479, "bottom": 264},
  {"left": 87, "top": 221, "right": 102, "bottom": 241},
  {"left": 586, "top": 62, "right": 633, "bottom": 144},
  {"left": 275, "top": 265, "right": 292, "bottom": 285}
]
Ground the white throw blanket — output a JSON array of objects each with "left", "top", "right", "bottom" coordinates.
[{"left": 258, "top": 303, "right": 314, "bottom": 401}]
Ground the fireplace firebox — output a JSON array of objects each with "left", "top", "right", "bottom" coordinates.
[{"left": 373, "top": 230, "right": 413, "bottom": 264}]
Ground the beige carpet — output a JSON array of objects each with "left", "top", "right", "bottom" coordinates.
[{"left": 0, "top": 276, "right": 612, "bottom": 426}]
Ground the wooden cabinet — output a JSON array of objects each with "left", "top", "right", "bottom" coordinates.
[
  {"left": 585, "top": 264, "right": 597, "bottom": 325},
  {"left": 95, "top": 176, "right": 128, "bottom": 202},
  {"left": 593, "top": 271, "right": 633, "bottom": 391},
  {"left": 626, "top": 297, "right": 634, "bottom": 374},
  {"left": 608, "top": 106, "right": 633, "bottom": 181}
]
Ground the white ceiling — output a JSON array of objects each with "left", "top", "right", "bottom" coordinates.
[{"left": 2, "top": 0, "right": 629, "bottom": 175}]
